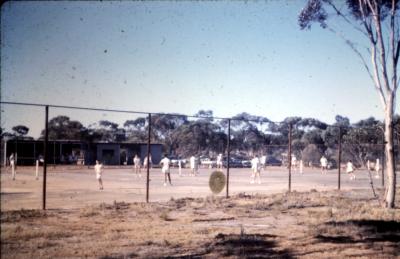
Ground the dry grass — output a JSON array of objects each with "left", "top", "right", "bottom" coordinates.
[{"left": 2, "top": 188, "right": 400, "bottom": 258}]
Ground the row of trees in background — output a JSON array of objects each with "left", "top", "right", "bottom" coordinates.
[{"left": 2, "top": 111, "right": 399, "bottom": 169}]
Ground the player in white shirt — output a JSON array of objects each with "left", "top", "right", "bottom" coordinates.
[
  {"left": 260, "top": 155, "right": 267, "bottom": 171},
  {"left": 367, "top": 158, "right": 381, "bottom": 179},
  {"left": 160, "top": 154, "right": 172, "bottom": 186},
  {"left": 178, "top": 159, "right": 182, "bottom": 177},
  {"left": 133, "top": 154, "right": 142, "bottom": 178},
  {"left": 250, "top": 155, "right": 261, "bottom": 184},
  {"left": 346, "top": 160, "right": 356, "bottom": 180},
  {"left": 299, "top": 159, "right": 304, "bottom": 174},
  {"left": 10, "top": 153, "right": 16, "bottom": 180},
  {"left": 375, "top": 158, "right": 380, "bottom": 178},
  {"left": 143, "top": 155, "right": 152, "bottom": 170},
  {"left": 291, "top": 155, "right": 297, "bottom": 173},
  {"left": 216, "top": 153, "right": 223, "bottom": 169},
  {"left": 94, "top": 160, "right": 104, "bottom": 190},
  {"left": 320, "top": 156, "right": 328, "bottom": 174},
  {"left": 190, "top": 156, "right": 198, "bottom": 176}
]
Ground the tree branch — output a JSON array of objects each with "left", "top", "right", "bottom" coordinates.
[
  {"left": 358, "top": 0, "right": 376, "bottom": 44},
  {"left": 370, "top": 42, "right": 388, "bottom": 106},
  {"left": 357, "top": 0, "right": 387, "bottom": 107},
  {"left": 327, "top": 26, "right": 375, "bottom": 77},
  {"left": 325, "top": 0, "right": 370, "bottom": 39},
  {"left": 368, "top": 0, "right": 392, "bottom": 94},
  {"left": 328, "top": 23, "right": 388, "bottom": 108},
  {"left": 390, "top": 0, "right": 399, "bottom": 95}
]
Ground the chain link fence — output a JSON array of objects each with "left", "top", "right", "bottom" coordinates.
[{"left": 1, "top": 102, "right": 398, "bottom": 210}]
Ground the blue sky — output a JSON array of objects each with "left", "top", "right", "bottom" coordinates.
[{"left": 1, "top": 1, "right": 394, "bottom": 138}]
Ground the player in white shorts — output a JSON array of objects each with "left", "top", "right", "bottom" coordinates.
[
  {"left": 133, "top": 154, "right": 142, "bottom": 178},
  {"left": 216, "top": 153, "right": 223, "bottom": 169},
  {"left": 374, "top": 158, "right": 380, "bottom": 178},
  {"left": 178, "top": 159, "right": 182, "bottom": 177},
  {"left": 291, "top": 155, "right": 297, "bottom": 173},
  {"left": 320, "top": 156, "right": 328, "bottom": 174},
  {"left": 346, "top": 160, "right": 356, "bottom": 180},
  {"left": 250, "top": 155, "right": 261, "bottom": 184},
  {"left": 94, "top": 160, "right": 104, "bottom": 190},
  {"left": 143, "top": 155, "right": 152, "bottom": 170},
  {"left": 367, "top": 158, "right": 381, "bottom": 179},
  {"left": 260, "top": 155, "right": 267, "bottom": 171},
  {"left": 190, "top": 156, "right": 198, "bottom": 176},
  {"left": 10, "top": 153, "right": 16, "bottom": 180},
  {"left": 160, "top": 154, "right": 172, "bottom": 186}
]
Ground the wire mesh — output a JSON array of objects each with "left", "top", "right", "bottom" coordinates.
[{"left": 1, "top": 101, "right": 399, "bottom": 210}]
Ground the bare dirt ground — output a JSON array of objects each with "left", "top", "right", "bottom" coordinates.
[{"left": 1, "top": 166, "right": 400, "bottom": 258}]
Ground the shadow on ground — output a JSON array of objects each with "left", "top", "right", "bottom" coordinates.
[
  {"left": 316, "top": 219, "right": 400, "bottom": 243},
  {"left": 204, "top": 233, "right": 292, "bottom": 258}
]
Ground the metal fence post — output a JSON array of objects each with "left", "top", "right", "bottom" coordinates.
[
  {"left": 3, "top": 139, "right": 7, "bottom": 167},
  {"left": 338, "top": 127, "right": 342, "bottom": 190},
  {"left": 146, "top": 113, "right": 151, "bottom": 203},
  {"left": 288, "top": 124, "right": 292, "bottom": 193},
  {"left": 226, "top": 119, "right": 231, "bottom": 198},
  {"left": 53, "top": 141, "right": 56, "bottom": 166},
  {"left": 382, "top": 133, "right": 385, "bottom": 187},
  {"left": 15, "top": 139, "right": 18, "bottom": 171},
  {"left": 42, "top": 105, "right": 49, "bottom": 210}
]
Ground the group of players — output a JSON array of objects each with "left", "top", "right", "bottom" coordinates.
[
  {"left": 94, "top": 153, "right": 268, "bottom": 189},
  {"left": 91, "top": 153, "right": 384, "bottom": 190},
  {"left": 93, "top": 154, "right": 204, "bottom": 189},
  {"left": 5, "top": 152, "right": 382, "bottom": 190},
  {"left": 290, "top": 154, "right": 381, "bottom": 180}
]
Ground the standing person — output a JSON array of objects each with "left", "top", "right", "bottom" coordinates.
[
  {"left": 320, "top": 156, "right": 328, "bottom": 174},
  {"left": 375, "top": 158, "right": 380, "bottom": 178},
  {"left": 190, "top": 155, "right": 198, "bottom": 176},
  {"left": 133, "top": 154, "right": 142, "bottom": 178},
  {"left": 291, "top": 155, "right": 297, "bottom": 173},
  {"left": 10, "top": 153, "right": 16, "bottom": 180},
  {"left": 260, "top": 155, "right": 267, "bottom": 171},
  {"left": 94, "top": 160, "right": 104, "bottom": 190},
  {"left": 250, "top": 155, "right": 261, "bottom": 184},
  {"left": 178, "top": 159, "right": 182, "bottom": 177},
  {"left": 299, "top": 160, "right": 304, "bottom": 174},
  {"left": 143, "top": 154, "right": 152, "bottom": 170},
  {"left": 216, "top": 153, "right": 223, "bottom": 169},
  {"left": 35, "top": 159, "right": 40, "bottom": 180},
  {"left": 346, "top": 160, "right": 356, "bottom": 180},
  {"left": 160, "top": 154, "right": 172, "bottom": 186}
]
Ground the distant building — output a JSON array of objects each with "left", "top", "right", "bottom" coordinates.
[{"left": 1, "top": 139, "right": 162, "bottom": 166}]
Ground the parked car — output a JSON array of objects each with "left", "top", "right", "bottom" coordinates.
[
  {"left": 222, "top": 157, "right": 243, "bottom": 168},
  {"left": 266, "top": 157, "right": 282, "bottom": 166},
  {"left": 327, "top": 160, "right": 337, "bottom": 169},
  {"left": 241, "top": 160, "right": 251, "bottom": 168}
]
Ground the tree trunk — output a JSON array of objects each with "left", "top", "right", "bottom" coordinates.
[{"left": 384, "top": 93, "right": 396, "bottom": 208}]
